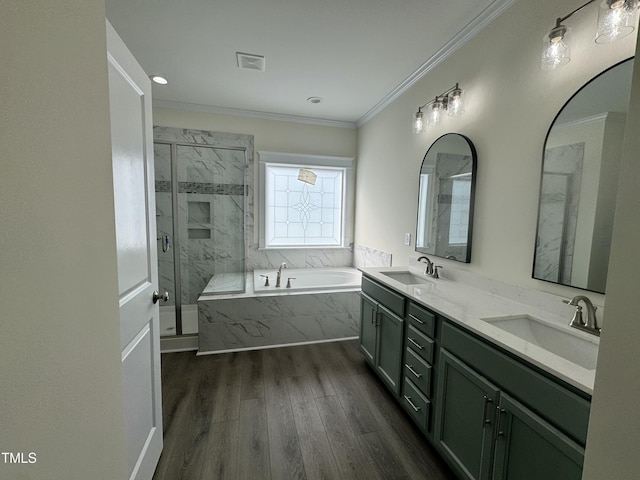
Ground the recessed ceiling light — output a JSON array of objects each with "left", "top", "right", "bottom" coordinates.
[
  {"left": 150, "top": 75, "right": 168, "bottom": 85},
  {"left": 307, "top": 97, "right": 323, "bottom": 104}
]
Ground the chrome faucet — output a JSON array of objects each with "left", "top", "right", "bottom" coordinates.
[
  {"left": 417, "top": 255, "right": 442, "bottom": 279},
  {"left": 276, "top": 262, "right": 287, "bottom": 287},
  {"left": 563, "top": 295, "right": 600, "bottom": 336}
]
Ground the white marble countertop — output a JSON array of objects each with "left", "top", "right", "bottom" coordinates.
[{"left": 360, "top": 266, "right": 599, "bottom": 394}]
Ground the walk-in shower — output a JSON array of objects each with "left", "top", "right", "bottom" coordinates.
[{"left": 153, "top": 127, "right": 251, "bottom": 343}]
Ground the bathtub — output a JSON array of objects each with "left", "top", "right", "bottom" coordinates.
[
  {"left": 197, "top": 267, "right": 362, "bottom": 354},
  {"left": 253, "top": 267, "right": 361, "bottom": 293}
]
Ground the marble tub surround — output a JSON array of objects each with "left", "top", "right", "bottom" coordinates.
[
  {"left": 353, "top": 244, "right": 392, "bottom": 268},
  {"left": 198, "top": 289, "right": 360, "bottom": 354},
  {"left": 361, "top": 263, "right": 601, "bottom": 394},
  {"left": 247, "top": 245, "right": 353, "bottom": 270},
  {"left": 198, "top": 268, "right": 361, "bottom": 353}
]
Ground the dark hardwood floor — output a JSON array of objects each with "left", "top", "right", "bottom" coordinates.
[{"left": 153, "top": 339, "right": 455, "bottom": 480}]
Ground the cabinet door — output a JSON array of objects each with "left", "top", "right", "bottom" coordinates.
[
  {"left": 375, "top": 304, "right": 404, "bottom": 395},
  {"left": 435, "top": 349, "right": 499, "bottom": 480},
  {"left": 492, "top": 393, "right": 584, "bottom": 480},
  {"left": 359, "top": 293, "right": 377, "bottom": 365}
]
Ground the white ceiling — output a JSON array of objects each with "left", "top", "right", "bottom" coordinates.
[{"left": 106, "top": 0, "right": 515, "bottom": 126}]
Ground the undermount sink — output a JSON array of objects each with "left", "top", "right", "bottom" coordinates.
[
  {"left": 381, "top": 271, "right": 432, "bottom": 285},
  {"left": 482, "top": 314, "right": 599, "bottom": 370}
]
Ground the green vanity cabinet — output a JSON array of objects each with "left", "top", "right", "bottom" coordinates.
[
  {"left": 359, "top": 293, "right": 377, "bottom": 365},
  {"left": 435, "top": 350, "right": 499, "bottom": 480},
  {"left": 359, "top": 274, "right": 591, "bottom": 480},
  {"left": 401, "top": 302, "right": 438, "bottom": 434},
  {"left": 492, "top": 393, "right": 584, "bottom": 480},
  {"left": 359, "top": 277, "right": 406, "bottom": 395},
  {"left": 435, "top": 321, "right": 588, "bottom": 480}
]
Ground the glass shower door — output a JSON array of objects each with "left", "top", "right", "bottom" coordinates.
[
  {"left": 154, "top": 140, "right": 247, "bottom": 337},
  {"left": 153, "top": 143, "right": 178, "bottom": 336}
]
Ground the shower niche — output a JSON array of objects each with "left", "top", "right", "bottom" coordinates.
[{"left": 153, "top": 127, "right": 251, "bottom": 337}]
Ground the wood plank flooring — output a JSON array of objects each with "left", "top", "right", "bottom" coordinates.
[{"left": 153, "top": 340, "right": 455, "bottom": 480}]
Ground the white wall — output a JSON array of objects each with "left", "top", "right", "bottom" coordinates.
[
  {"left": 0, "top": 2, "right": 127, "bottom": 479},
  {"left": 582, "top": 31, "right": 640, "bottom": 479},
  {"left": 355, "top": 0, "right": 635, "bottom": 303}
]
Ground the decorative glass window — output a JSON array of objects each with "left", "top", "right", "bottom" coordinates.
[{"left": 259, "top": 152, "right": 353, "bottom": 248}]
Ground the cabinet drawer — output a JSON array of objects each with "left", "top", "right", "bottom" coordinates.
[
  {"left": 404, "top": 347, "right": 432, "bottom": 397},
  {"left": 362, "top": 276, "right": 405, "bottom": 317},
  {"left": 406, "top": 325, "right": 434, "bottom": 364},
  {"left": 441, "top": 321, "right": 591, "bottom": 445},
  {"left": 407, "top": 302, "right": 436, "bottom": 338},
  {"left": 402, "top": 378, "right": 431, "bottom": 432}
]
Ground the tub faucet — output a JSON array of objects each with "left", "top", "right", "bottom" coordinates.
[
  {"left": 276, "top": 262, "right": 288, "bottom": 287},
  {"left": 563, "top": 295, "right": 600, "bottom": 336}
]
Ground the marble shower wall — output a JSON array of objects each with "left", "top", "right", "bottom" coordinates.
[{"left": 534, "top": 143, "right": 584, "bottom": 284}]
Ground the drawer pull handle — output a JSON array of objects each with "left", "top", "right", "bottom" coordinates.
[
  {"left": 481, "top": 395, "right": 493, "bottom": 428},
  {"left": 409, "top": 313, "right": 425, "bottom": 325},
  {"left": 403, "top": 395, "right": 421, "bottom": 413},
  {"left": 408, "top": 337, "right": 424, "bottom": 350},
  {"left": 405, "top": 364, "right": 422, "bottom": 378},
  {"left": 495, "top": 406, "right": 506, "bottom": 439}
]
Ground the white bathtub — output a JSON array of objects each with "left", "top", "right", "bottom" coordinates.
[{"left": 253, "top": 267, "right": 361, "bottom": 293}]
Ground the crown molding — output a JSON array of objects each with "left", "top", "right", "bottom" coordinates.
[
  {"left": 153, "top": 99, "right": 357, "bottom": 129},
  {"left": 553, "top": 112, "right": 610, "bottom": 129},
  {"left": 356, "top": 0, "right": 519, "bottom": 127}
]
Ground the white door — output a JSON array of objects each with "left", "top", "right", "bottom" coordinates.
[{"left": 107, "top": 21, "right": 163, "bottom": 480}]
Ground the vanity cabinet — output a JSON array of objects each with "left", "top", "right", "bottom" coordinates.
[
  {"left": 435, "top": 322, "right": 587, "bottom": 480},
  {"left": 401, "top": 302, "right": 437, "bottom": 434},
  {"left": 359, "top": 277, "right": 405, "bottom": 395},
  {"left": 358, "top": 273, "right": 591, "bottom": 480}
]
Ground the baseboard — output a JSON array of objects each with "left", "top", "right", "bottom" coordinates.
[
  {"left": 196, "top": 336, "right": 358, "bottom": 356},
  {"left": 160, "top": 334, "right": 199, "bottom": 353}
]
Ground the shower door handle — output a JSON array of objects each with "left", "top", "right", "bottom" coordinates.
[
  {"left": 160, "top": 234, "right": 171, "bottom": 252},
  {"left": 152, "top": 290, "right": 170, "bottom": 304}
]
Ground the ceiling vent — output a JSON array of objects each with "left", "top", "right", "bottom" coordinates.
[{"left": 236, "top": 52, "right": 265, "bottom": 72}]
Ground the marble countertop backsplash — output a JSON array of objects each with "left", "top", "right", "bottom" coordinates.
[{"left": 360, "top": 264, "right": 601, "bottom": 394}]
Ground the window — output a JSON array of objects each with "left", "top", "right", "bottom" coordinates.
[{"left": 259, "top": 152, "right": 353, "bottom": 248}]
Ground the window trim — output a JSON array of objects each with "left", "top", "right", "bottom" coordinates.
[{"left": 258, "top": 151, "right": 354, "bottom": 249}]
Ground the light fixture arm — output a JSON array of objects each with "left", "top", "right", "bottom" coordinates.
[
  {"left": 557, "top": 0, "right": 597, "bottom": 25},
  {"left": 413, "top": 83, "right": 464, "bottom": 133},
  {"left": 417, "top": 83, "right": 461, "bottom": 110}
]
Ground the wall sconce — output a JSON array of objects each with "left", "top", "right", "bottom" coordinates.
[
  {"left": 413, "top": 83, "right": 465, "bottom": 134},
  {"left": 542, "top": 0, "right": 639, "bottom": 71}
]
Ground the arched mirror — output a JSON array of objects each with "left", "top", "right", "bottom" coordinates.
[
  {"left": 533, "top": 57, "right": 633, "bottom": 293},
  {"left": 415, "top": 133, "right": 477, "bottom": 263}
]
